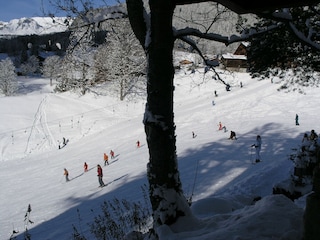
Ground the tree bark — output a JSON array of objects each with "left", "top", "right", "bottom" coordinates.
[
  {"left": 127, "top": 0, "right": 191, "bottom": 229},
  {"left": 145, "top": 0, "right": 191, "bottom": 227}
]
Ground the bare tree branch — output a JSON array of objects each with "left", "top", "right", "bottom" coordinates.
[
  {"left": 126, "top": 0, "right": 148, "bottom": 50},
  {"left": 174, "top": 24, "right": 281, "bottom": 45},
  {"left": 174, "top": 0, "right": 320, "bottom": 14},
  {"left": 288, "top": 21, "right": 320, "bottom": 50},
  {"left": 256, "top": 8, "right": 320, "bottom": 50}
]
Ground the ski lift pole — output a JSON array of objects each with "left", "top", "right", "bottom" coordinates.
[{"left": 190, "top": 157, "right": 200, "bottom": 203}]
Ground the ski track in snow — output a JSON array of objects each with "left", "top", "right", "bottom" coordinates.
[{"left": 25, "top": 95, "right": 47, "bottom": 154}]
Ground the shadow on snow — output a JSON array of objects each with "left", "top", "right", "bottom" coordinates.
[{"left": 14, "top": 123, "right": 305, "bottom": 239}]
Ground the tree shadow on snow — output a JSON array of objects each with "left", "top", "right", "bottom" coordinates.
[
  {"left": 13, "top": 123, "right": 308, "bottom": 239},
  {"left": 178, "top": 122, "right": 306, "bottom": 201},
  {"left": 16, "top": 80, "right": 49, "bottom": 95}
]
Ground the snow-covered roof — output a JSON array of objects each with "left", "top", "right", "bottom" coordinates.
[
  {"left": 241, "top": 41, "right": 250, "bottom": 47},
  {"left": 222, "top": 53, "right": 247, "bottom": 60}
]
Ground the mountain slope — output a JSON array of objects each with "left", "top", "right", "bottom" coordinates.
[{"left": 0, "top": 17, "right": 69, "bottom": 37}]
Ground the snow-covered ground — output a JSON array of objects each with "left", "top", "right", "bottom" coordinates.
[{"left": 0, "top": 67, "right": 318, "bottom": 239}]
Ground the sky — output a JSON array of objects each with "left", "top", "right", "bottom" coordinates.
[
  {"left": 0, "top": 50, "right": 317, "bottom": 239},
  {"left": 0, "top": 0, "right": 121, "bottom": 22}
]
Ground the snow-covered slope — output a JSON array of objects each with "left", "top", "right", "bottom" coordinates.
[
  {"left": 0, "top": 67, "right": 318, "bottom": 239},
  {"left": 0, "top": 17, "right": 69, "bottom": 36}
]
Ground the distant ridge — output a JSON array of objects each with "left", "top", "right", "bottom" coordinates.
[{"left": 0, "top": 17, "right": 70, "bottom": 37}]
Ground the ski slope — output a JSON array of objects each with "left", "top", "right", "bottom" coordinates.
[{"left": 1, "top": 67, "right": 318, "bottom": 239}]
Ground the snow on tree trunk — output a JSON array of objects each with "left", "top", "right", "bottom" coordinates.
[{"left": 141, "top": 0, "right": 191, "bottom": 228}]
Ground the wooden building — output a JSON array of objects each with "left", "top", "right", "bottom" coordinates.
[{"left": 221, "top": 42, "right": 249, "bottom": 70}]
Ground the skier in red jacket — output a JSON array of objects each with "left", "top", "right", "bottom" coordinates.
[
  {"left": 110, "top": 150, "right": 114, "bottom": 159},
  {"left": 97, "top": 164, "right": 105, "bottom": 187}
]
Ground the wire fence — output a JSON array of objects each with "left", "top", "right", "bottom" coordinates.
[{"left": 0, "top": 100, "right": 144, "bottom": 161}]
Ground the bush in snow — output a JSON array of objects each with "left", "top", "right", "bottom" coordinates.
[
  {"left": 72, "top": 188, "right": 152, "bottom": 240},
  {"left": 274, "top": 132, "right": 320, "bottom": 201},
  {"left": 89, "top": 198, "right": 152, "bottom": 240}
]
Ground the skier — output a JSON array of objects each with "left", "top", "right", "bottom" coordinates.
[
  {"left": 136, "top": 140, "right": 140, "bottom": 148},
  {"left": 229, "top": 131, "right": 237, "bottom": 140},
  {"left": 218, "top": 122, "right": 227, "bottom": 132},
  {"left": 84, "top": 162, "right": 88, "bottom": 172},
  {"left": 110, "top": 150, "right": 115, "bottom": 159},
  {"left": 103, "top": 153, "right": 109, "bottom": 166},
  {"left": 192, "top": 131, "right": 196, "bottom": 138},
  {"left": 251, "top": 135, "right": 262, "bottom": 163},
  {"left": 64, "top": 168, "right": 69, "bottom": 182},
  {"left": 295, "top": 114, "right": 299, "bottom": 126},
  {"left": 97, "top": 164, "right": 105, "bottom": 187},
  {"left": 59, "top": 137, "right": 68, "bottom": 149}
]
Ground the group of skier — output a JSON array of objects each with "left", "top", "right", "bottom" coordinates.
[
  {"left": 193, "top": 120, "right": 262, "bottom": 163},
  {"left": 63, "top": 139, "right": 142, "bottom": 187},
  {"left": 211, "top": 81, "right": 262, "bottom": 161},
  {"left": 215, "top": 113, "right": 318, "bottom": 165},
  {"left": 104, "top": 150, "right": 115, "bottom": 165},
  {"left": 63, "top": 149, "right": 117, "bottom": 187}
]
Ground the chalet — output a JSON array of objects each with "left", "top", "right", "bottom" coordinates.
[{"left": 221, "top": 42, "right": 249, "bottom": 70}]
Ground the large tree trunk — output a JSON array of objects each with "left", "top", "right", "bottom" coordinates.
[
  {"left": 127, "top": 0, "right": 191, "bottom": 230},
  {"left": 144, "top": 0, "right": 191, "bottom": 228}
]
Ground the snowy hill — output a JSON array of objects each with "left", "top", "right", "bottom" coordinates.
[
  {"left": 0, "top": 17, "right": 70, "bottom": 37},
  {"left": 0, "top": 66, "right": 318, "bottom": 239}
]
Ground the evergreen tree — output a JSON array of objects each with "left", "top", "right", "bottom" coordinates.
[{"left": 247, "top": 5, "right": 320, "bottom": 77}]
